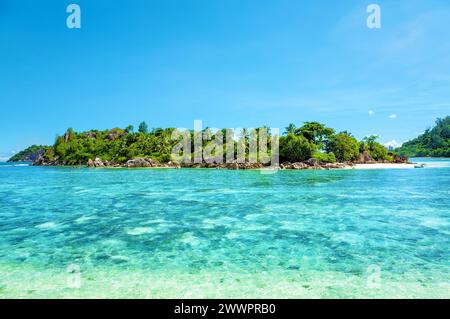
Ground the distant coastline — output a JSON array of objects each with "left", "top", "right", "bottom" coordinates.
[{"left": 396, "top": 117, "right": 450, "bottom": 157}]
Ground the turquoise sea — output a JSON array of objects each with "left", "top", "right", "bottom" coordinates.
[{"left": 0, "top": 158, "right": 449, "bottom": 298}]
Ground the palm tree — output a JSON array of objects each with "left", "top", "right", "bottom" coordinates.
[
  {"left": 138, "top": 121, "right": 148, "bottom": 134},
  {"left": 284, "top": 123, "right": 296, "bottom": 135}
]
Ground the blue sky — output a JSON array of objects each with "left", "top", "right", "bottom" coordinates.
[{"left": 1, "top": 0, "right": 450, "bottom": 160}]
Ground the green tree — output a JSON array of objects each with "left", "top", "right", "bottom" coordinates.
[
  {"left": 138, "top": 121, "right": 148, "bottom": 134},
  {"left": 65, "top": 128, "right": 76, "bottom": 142},
  {"left": 312, "top": 152, "right": 336, "bottom": 163},
  {"left": 280, "top": 134, "right": 315, "bottom": 162},
  {"left": 326, "top": 132, "right": 359, "bottom": 161},
  {"left": 284, "top": 123, "right": 296, "bottom": 135},
  {"left": 369, "top": 143, "right": 388, "bottom": 161},
  {"left": 361, "top": 135, "right": 388, "bottom": 161},
  {"left": 296, "top": 122, "right": 335, "bottom": 148}
]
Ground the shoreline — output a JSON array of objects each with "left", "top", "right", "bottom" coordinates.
[
  {"left": 352, "top": 163, "right": 417, "bottom": 170},
  {"left": 6, "top": 161, "right": 423, "bottom": 171}
]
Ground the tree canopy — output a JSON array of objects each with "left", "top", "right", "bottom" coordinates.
[
  {"left": 295, "top": 122, "right": 335, "bottom": 147},
  {"left": 360, "top": 135, "right": 389, "bottom": 161},
  {"left": 138, "top": 121, "right": 148, "bottom": 134},
  {"left": 15, "top": 118, "right": 446, "bottom": 165},
  {"left": 279, "top": 134, "right": 315, "bottom": 162},
  {"left": 7, "top": 145, "right": 49, "bottom": 162},
  {"left": 397, "top": 117, "right": 450, "bottom": 157},
  {"left": 326, "top": 132, "right": 359, "bottom": 162}
]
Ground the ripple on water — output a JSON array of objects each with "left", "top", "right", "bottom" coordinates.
[
  {"left": 144, "top": 218, "right": 168, "bottom": 224},
  {"left": 35, "top": 222, "right": 58, "bottom": 230},
  {"left": 126, "top": 227, "right": 153, "bottom": 236},
  {"left": 75, "top": 215, "right": 97, "bottom": 224},
  {"left": 420, "top": 217, "right": 449, "bottom": 229},
  {"left": 179, "top": 232, "right": 201, "bottom": 246},
  {"left": 110, "top": 255, "right": 130, "bottom": 263}
]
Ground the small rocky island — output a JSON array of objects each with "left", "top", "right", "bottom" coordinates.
[
  {"left": 13, "top": 120, "right": 412, "bottom": 170},
  {"left": 7, "top": 145, "right": 49, "bottom": 163}
]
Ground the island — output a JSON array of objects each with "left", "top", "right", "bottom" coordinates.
[
  {"left": 7, "top": 145, "right": 49, "bottom": 163},
  {"left": 14, "top": 118, "right": 446, "bottom": 170}
]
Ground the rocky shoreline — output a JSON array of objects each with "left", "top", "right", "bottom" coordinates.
[{"left": 33, "top": 153, "right": 410, "bottom": 170}]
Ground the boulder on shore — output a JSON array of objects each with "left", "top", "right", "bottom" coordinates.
[
  {"left": 34, "top": 155, "right": 46, "bottom": 166},
  {"left": 33, "top": 155, "right": 60, "bottom": 166},
  {"left": 87, "top": 157, "right": 106, "bottom": 167},
  {"left": 292, "top": 162, "right": 308, "bottom": 169},
  {"left": 280, "top": 160, "right": 351, "bottom": 170},
  {"left": 166, "top": 161, "right": 181, "bottom": 169},
  {"left": 224, "top": 161, "right": 264, "bottom": 170},
  {"left": 304, "top": 158, "right": 321, "bottom": 166},
  {"left": 125, "top": 158, "right": 159, "bottom": 168},
  {"left": 280, "top": 162, "right": 315, "bottom": 169},
  {"left": 323, "top": 162, "right": 349, "bottom": 169},
  {"left": 356, "top": 151, "right": 375, "bottom": 163},
  {"left": 390, "top": 153, "right": 409, "bottom": 163}
]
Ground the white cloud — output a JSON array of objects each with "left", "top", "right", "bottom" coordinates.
[
  {"left": 388, "top": 114, "right": 397, "bottom": 119},
  {"left": 384, "top": 140, "right": 402, "bottom": 149},
  {"left": 368, "top": 110, "right": 375, "bottom": 116}
]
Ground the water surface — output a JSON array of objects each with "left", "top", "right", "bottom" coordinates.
[{"left": 0, "top": 159, "right": 449, "bottom": 298}]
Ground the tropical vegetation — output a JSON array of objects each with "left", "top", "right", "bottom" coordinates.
[
  {"left": 8, "top": 120, "right": 406, "bottom": 165},
  {"left": 396, "top": 117, "right": 450, "bottom": 157},
  {"left": 7, "top": 145, "right": 49, "bottom": 162}
]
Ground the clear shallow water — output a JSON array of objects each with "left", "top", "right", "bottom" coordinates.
[{"left": 0, "top": 159, "right": 449, "bottom": 298}]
